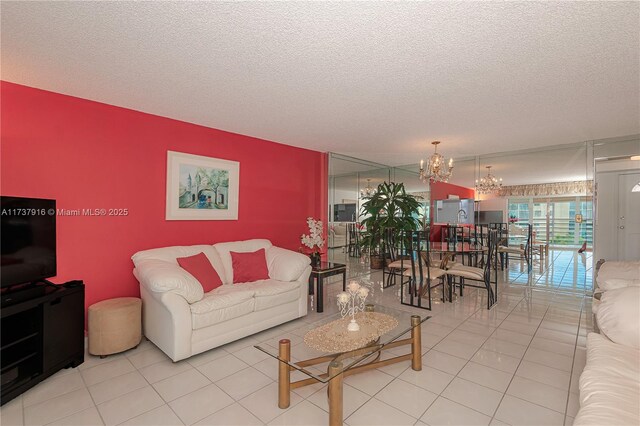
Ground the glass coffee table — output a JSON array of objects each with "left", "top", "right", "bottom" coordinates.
[{"left": 255, "top": 305, "right": 430, "bottom": 426}]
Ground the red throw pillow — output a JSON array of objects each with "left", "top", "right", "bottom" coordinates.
[
  {"left": 177, "top": 252, "right": 223, "bottom": 293},
  {"left": 231, "top": 249, "right": 270, "bottom": 283}
]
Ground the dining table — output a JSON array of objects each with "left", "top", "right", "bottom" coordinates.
[
  {"left": 426, "top": 241, "right": 488, "bottom": 269},
  {"left": 428, "top": 242, "right": 488, "bottom": 254}
]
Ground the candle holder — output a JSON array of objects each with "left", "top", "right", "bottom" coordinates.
[{"left": 336, "top": 281, "right": 370, "bottom": 332}]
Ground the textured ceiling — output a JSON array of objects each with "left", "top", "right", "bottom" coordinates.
[{"left": 2, "top": 2, "right": 639, "bottom": 165}]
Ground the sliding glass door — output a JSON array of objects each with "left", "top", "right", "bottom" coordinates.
[{"left": 508, "top": 197, "right": 593, "bottom": 248}]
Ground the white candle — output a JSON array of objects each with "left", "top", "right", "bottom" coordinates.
[
  {"left": 449, "top": 158, "right": 453, "bottom": 167},
  {"left": 347, "top": 281, "right": 360, "bottom": 293},
  {"left": 420, "top": 159, "right": 424, "bottom": 169}
]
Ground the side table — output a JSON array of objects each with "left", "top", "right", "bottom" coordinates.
[{"left": 308, "top": 262, "right": 347, "bottom": 313}]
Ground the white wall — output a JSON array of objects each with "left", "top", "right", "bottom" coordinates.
[
  {"left": 593, "top": 138, "right": 640, "bottom": 261},
  {"left": 594, "top": 171, "right": 619, "bottom": 262}
]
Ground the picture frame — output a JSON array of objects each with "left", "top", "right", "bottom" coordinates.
[{"left": 166, "top": 151, "right": 239, "bottom": 220}]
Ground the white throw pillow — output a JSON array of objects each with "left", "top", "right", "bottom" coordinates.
[
  {"left": 598, "top": 278, "right": 640, "bottom": 291},
  {"left": 266, "top": 246, "right": 311, "bottom": 282},
  {"left": 597, "top": 261, "right": 640, "bottom": 289},
  {"left": 134, "top": 258, "right": 204, "bottom": 303},
  {"left": 596, "top": 286, "right": 640, "bottom": 349}
]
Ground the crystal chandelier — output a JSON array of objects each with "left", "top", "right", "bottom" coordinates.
[
  {"left": 419, "top": 141, "right": 454, "bottom": 183},
  {"left": 360, "top": 179, "right": 376, "bottom": 197},
  {"left": 475, "top": 166, "right": 503, "bottom": 194}
]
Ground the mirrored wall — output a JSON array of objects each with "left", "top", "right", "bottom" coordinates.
[
  {"left": 328, "top": 135, "right": 640, "bottom": 261},
  {"left": 327, "top": 153, "right": 430, "bottom": 250}
]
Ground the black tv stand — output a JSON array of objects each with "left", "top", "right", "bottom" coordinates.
[{"left": 1, "top": 282, "right": 84, "bottom": 405}]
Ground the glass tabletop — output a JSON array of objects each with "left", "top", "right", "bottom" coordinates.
[
  {"left": 311, "top": 261, "right": 346, "bottom": 272},
  {"left": 428, "top": 241, "right": 487, "bottom": 253},
  {"left": 254, "top": 305, "right": 430, "bottom": 382}
]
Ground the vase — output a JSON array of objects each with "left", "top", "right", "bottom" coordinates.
[
  {"left": 369, "top": 254, "right": 384, "bottom": 269},
  {"left": 309, "top": 252, "right": 321, "bottom": 267}
]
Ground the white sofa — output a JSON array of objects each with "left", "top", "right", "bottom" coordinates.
[
  {"left": 132, "top": 239, "right": 311, "bottom": 362},
  {"left": 329, "top": 222, "right": 348, "bottom": 248},
  {"left": 574, "top": 260, "right": 640, "bottom": 425}
]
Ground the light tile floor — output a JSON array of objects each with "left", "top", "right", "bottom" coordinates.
[{"left": 0, "top": 249, "right": 593, "bottom": 426}]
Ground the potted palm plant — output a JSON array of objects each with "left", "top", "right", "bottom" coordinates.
[{"left": 359, "top": 182, "right": 422, "bottom": 269}]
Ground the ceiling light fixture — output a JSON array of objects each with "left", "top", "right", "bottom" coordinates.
[
  {"left": 360, "top": 179, "right": 376, "bottom": 197},
  {"left": 475, "top": 166, "right": 503, "bottom": 194},
  {"left": 419, "top": 141, "right": 454, "bottom": 183}
]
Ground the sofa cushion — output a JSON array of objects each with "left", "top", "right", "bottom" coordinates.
[
  {"left": 266, "top": 246, "right": 311, "bottom": 282},
  {"left": 575, "top": 333, "right": 640, "bottom": 426},
  {"left": 582, "top": 333, "right": 640, "bottom": 382},
  {"left": 231, "top": 249, "right": 269, "bottom": 283},
  {"left": 576, "top": 372, "right": 640, "bottom": 426},
  {"left": 231, "top": 279, "right": 301, "bottom": 311},
  {"left": 213, "top": 239, "right": 273, "bottom": 284},
  {"left": 596, "top": 286, "right": 640, "bottom": 349},
  {"left": 190, "top": 287, "right": 256, "bottom": 329},
  {"left": 177, "top": 252, "right": 223, "bottom": 292}
]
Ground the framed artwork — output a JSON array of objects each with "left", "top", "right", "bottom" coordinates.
[{"left": 166, "top": 151, "right": 239, "bottom": 220}]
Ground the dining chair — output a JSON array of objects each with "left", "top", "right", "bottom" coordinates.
[
  {"left": 472, "top": 224, "right": 489, "bottom": 267},
  {"left": 441, "top": 225, "right": 463, "bottom": 245},
  {"left": 347, "top": 222, "right": 361, "bottom": 258},
  {"left": 446, "top": 229, "right": 498, "bottom": 309},
  {"left": 382, "top": 228, "right": 409, "bottom": 288},
  {"left": 489, "top": 222, "right": 509, "bottom": 269},
  {"left": 400, "top": 230, "right": 447, "bottom": 311},
  {"left": 440, "top": 224, "right": 467, "bottom": 267},
  {"left": 498, "top": 223, "right": 532, "bottom": 273}
]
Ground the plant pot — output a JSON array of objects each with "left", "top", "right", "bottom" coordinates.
[
  {"left": 309, "top": 252, "right": 321, "bottom": 267},
  {"left": 370, "top": 255, "right": 384, "bottom": 270}
]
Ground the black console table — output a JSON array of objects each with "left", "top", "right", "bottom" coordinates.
[
  {"left": 1, "top": 283, "right": 85, "bottom": 405},
  {"left": 308, "top": 262, "right": 347, "bottom": 313}
]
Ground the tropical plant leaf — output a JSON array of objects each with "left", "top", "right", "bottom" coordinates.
[{"left": 358, "top": 181, "right": 422, "bottom": 255}]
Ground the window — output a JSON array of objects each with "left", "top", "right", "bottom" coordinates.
[
  {"left": 507, "top": 197, "right": 593, "bottom": 247},
  {"left": 508, "top": 201, "right": 529, "bottom": 222}
]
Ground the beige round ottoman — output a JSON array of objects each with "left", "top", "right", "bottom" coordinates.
[{"left": 88, "top": 297, "right": 142, "bottom": 358}]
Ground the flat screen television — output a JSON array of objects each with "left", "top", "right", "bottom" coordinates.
[{"left": 1, "top": 196, "right": 57, "bottom": 288}]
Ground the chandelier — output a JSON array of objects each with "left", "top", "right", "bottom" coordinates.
[
  {"left": 419, "top": 141, "right": 454, "bottom": 183},
  {"left": 360, "top": 179, "right": 376, "bottom": 197},
  {"left": 475, "top": 166, "right": 503, "bottom": 194}
]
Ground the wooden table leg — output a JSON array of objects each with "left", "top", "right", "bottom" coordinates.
[
  {"left": 342, "top": 271, "right": 346, "bottom": 291},
  {"left": 328, "top": 360, "right": 343, "bottom": 426},
  {"left": 411, "top": 315, "right": 422, "bottom": 371},
  {"left": 278, "top": 339, "right": 291, "bottom": 409},
  {"left": 308, "top": 274, "right": 314, "bottom": 295}
]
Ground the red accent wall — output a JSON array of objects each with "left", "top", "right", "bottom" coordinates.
[
  {"left": 1, "top": 82, "right": 327, "bottom": 312},
  {"left": 429, "top": 181, "right": 475, "bottom": 229}
]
